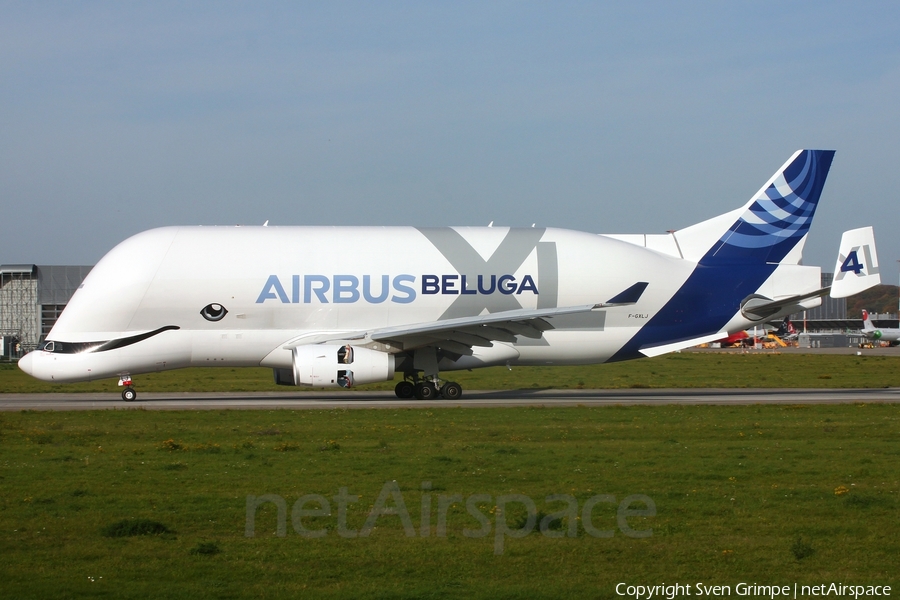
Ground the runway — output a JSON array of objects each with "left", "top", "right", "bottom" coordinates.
[{"left": 2, "top": 387, "right": 900, "bottom": 411}]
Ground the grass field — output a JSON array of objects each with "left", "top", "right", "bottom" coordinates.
[
  {"left": 1, "top": 403, "right": 898, "bottom": 598},
  {"left": 3, "top": 353, "right": 899, "bottom": 598},
  {"left": 3, "top": 351, "right": 900, "bottom": 394}
]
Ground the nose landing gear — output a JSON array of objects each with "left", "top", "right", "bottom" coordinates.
[{"left": 119, "top": 375, "right": 137, "bottom": 402}]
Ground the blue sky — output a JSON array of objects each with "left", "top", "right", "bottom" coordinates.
[{"left": 2, "top": 2, "right": 899, "bottom": 284}]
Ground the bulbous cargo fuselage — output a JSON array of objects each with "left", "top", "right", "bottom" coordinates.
[{"left": 18, "top": 225, "right": 693, "bottom": 383}]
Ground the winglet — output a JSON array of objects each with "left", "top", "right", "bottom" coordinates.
[{"left": 605, "top": 282, "right": 649, "bottom": 305}]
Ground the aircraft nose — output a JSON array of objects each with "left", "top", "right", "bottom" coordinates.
[{"left": 17, "top": 352, "right": 35, "bottom": 376}]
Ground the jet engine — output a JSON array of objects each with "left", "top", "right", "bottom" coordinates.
[{"left": 283, "top": 344, "right": 395, "bottom": 388}]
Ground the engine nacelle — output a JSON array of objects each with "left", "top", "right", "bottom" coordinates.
[{"left": 290, "top": 344, "right": 395, "bottom": 388}]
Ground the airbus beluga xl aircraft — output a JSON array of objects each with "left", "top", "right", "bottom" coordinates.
[{"left": 18, "top": 150, "right": 881, "bottom": 401}]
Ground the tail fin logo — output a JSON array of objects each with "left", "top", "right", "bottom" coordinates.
[
  {"left": 830, "top": 226, "right": 881, "bottom": 298},
  {"left": 723, "top": 150, "right": 826, "bottom": 249},
  {"left": 840, "top": 250, "right": 864, "bottom": 274},
  {"left": 835, "top": 244, "right": 879, "bottom": 280},
  {"left": 702, "top": 150, "right": 834, "bottom": 266}
]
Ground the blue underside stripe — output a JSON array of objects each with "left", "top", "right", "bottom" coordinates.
[
  {"left": 609, "top": 150, "right": 834, "bottom": 362},
  {"left": 609, "top": 264, "right": 777, "bottom": 362}
]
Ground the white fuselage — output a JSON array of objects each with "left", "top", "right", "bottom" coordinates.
[
  {"left": 19, "top": 223, "right": 824, "bottom": 384},
  {"left": 22, "top": 225, "right": 702, "bottom": 382}
]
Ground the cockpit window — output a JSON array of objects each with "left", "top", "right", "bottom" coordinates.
[
  {"left": 40, "top": 340, "right": 104, "bottom": 354},
  {"left": 36, "top": 326, "right": 180, "bottom": 355}
]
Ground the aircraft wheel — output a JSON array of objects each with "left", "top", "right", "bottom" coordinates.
[
  {"left": 440, "top": 381, "right": 462, "bottom": 400},
  {"left": 395, "top": 381, "right": 415, "bottom": 399},
  {"left": 122, "top": 387, "right": 137, "bottom": 402},
  {"left": 414, "top": 382, "right": 437, "bottom": 400}
]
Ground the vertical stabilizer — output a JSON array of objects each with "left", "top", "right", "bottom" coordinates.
[
  {"left": 830, "top": 226, "right": 880, "bottom": 298},
  {"left": 611, "top": 150, "right": 835, "bottom": 361},
  {"left": 689, "top": 150, "right": 835, "bottom": 266},
  {"left": 861, "top": 309, "right": 876, "bottom": 332}
]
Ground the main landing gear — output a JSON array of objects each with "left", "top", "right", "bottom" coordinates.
[
  {"left": 393, "top": 347, "right": 464, "bottom": 400},
  {"left": 394, "top": 376, "right": 463, "bottom": 400},
  {"left": 119, "top": 375, "right": 137, "bottom": 402}
]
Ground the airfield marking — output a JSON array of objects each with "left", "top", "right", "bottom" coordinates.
[{"left": 2, "top": 388, "right": 900, "bottom": 411}]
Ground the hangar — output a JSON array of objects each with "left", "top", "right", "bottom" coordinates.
[{"left": 0, "top": 265, "right": 92, "bottom": 357}]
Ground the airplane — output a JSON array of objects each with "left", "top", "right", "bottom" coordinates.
[
  {"left": 709, "top": 316, "right": 796, "bottom": 348},
  {"left": 714, "top": 330, "right": 750, "bottom": 347},
  {"left": 17, "top": 150, "right": 882, "bottom": 401},
  {"left": 861, "top": 309, "right": 900, "bottom": 345},
  {"left": 773, "top": 316, "right": 798, "bottom": 341}
]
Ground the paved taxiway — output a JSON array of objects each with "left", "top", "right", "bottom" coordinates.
[{"left": 2, "top": 388, "right": 899, "bottom": 411}]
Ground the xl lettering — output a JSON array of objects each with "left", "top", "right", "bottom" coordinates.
[{"left": 416, "top": 227, "right": 553, "bottom": 320}]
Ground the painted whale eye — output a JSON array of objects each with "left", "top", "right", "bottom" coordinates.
[{"left": 201, "top": 303, "right": 228, "bottom": 322}]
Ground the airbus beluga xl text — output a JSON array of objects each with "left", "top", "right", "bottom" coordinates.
[{"left": 18, "top": 150, "right": 881, "bottom": 401}]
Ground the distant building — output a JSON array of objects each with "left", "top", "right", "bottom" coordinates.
[
  {"left": 0, "top": 265, "right": 91, "bottom": 357},
  {"left": 792, "top": 272, "right": 846, "bottom": 320},
  {"left": 797, "top": 332, "right": 870, "bottom": 348},
  {"left": 789, "top": 272, "right": 898, "bottom": 331},
  {"left": 790, "top": 272, "right": 852, "bottom": 331}
]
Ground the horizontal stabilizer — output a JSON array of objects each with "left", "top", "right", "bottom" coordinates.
[
  {"left": 740, "top": 288, "right": 831, "bottom": 321},
  {"left": 639, "top": 331, "right": 729, "bottom": 358},
  {"left": 831, "top": 226, "right": 880, "bottom": 298}
]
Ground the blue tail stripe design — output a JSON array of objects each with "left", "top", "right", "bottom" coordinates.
[
  {"left": 702, "top": 150, "right": 833, "bottom": 264},
  {"left": 609, "top": 150, "right": 834, "bottom": 362}
]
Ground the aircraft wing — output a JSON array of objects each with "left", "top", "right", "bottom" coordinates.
[
  {"left": 367, "top": 303, "right": 601, "bottom": 355},
  {"left": 304, "top": 282, "right": 649, "bottom": 356}
]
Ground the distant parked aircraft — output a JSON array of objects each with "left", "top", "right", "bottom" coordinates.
[
  {"left": 861, "top": 310, "right": 900, "bottom": 345},
  {"left": 774, "top": 317, "right": 798, "bottom": 342}
]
